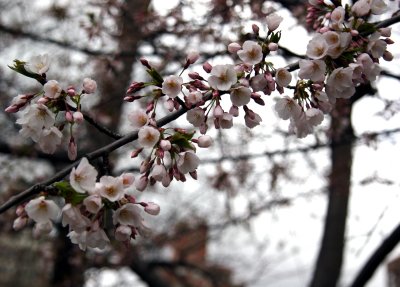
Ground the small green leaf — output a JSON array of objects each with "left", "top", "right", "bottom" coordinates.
[
  {"left": 170, "top": 131, "right": 196, "bottom": 150},
  {"left": 146, "top": 68, "right": 164, "bottom": 86},
  {"left": 54, "top": 181, "right": 87, "bottom": 205},
  {"left": 8, "top": 59, "right": 46, "bottom": 83}
]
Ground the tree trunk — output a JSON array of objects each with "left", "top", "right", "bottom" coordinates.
[{"left": 309, "top": 98, "right": 355, "bottom": 287}]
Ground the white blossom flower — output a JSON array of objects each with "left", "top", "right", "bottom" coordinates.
[
  {"left": 33, "top": 221, "right": 53, "bottom": 237},
  {"left": 128, "top": 109, "right": 148, "bottom": 128},
  {"left": 62, "top": 203, "right": 91, "bottom": 232},
  {"left": 275, "top": 68, "right": 292, "bottom": 87},
  {"left": 187, "top": 91, "right": 203, "bottom": 106},
  {"left": 306, "top": 34, "right": 329, "bottom": 59},
  {"left": 151, "top": 164, "right": 167, "bottom": 182},
  {"left": 98, "top": 175, "right": 125, "bottom": 202},
  {"left": 25, "top": 196, "right": 60, "bottom": 223},
  {"left": 120, "top": 173, "right": 135, "bottom": 187},
  {"left": 368, "top": 32, "right": 387, "bottom": 59},
  {"left": 186, "top": 107, "right": 205, "bottom": 127},
  {"left": 25, "top": 54, "right": 50, "bottom": 74},
  {"left": 230, "top": 86, "right": 251, "bottom": 106},
  {"left": 115, "top": 225, "right": 132, "bottom": 241},
  {"left": 330, "top": 6, "right": 345, "bottom": 24},
  {"left": 208, "top": 64, "right": 237, "bottom": 91},
  {"left": 266, "top": 13, "right": 283, "bottom": 31},
  {"left": 306, "top": 108, "right": 324, "bottom": 126},
  {"left": 162, "top": 75, "right": 183, "bottom": 98},
  {"left": 38, "top": 127, "right": 63, "bottom": 154},
  {"left": 83, "top": 194, "right": 103, "bottom": 214},
  {"left": 113, "top": 203, "right": 142, "bottom": 226},
  {"left": 70, "top": 157, "right": 98, "bottom": 194},
  {"left": 244, "top": 112, "right": 262, "bottom": 128},
  {"left": 351, "top": 0, "right": 371, "bottom": 16},
  {"left": 17, "top": 103, "right": 55, "bottom": 135},
  {"left": 138, "top": 126, "right": 160, "bottom": 148},
  {"left": 228, "top": 42, "right": 241, "bottom": 54},
  {"left": 44, "top": 80, "right": 62, "bottom": 99},
  {"left": 370, "top": 0, "right": 387, "bottom": 15},
  {"left": 289, "top": 112, "right": 314, "bottom": 138},
  {"left": 83, "top": 78, "right": 97, "bottom": 94},
  {"left": 219, "top": 112, "right": 234, "bottom": 129},
  {"left": 237, "top": 41, "right": 263, "bottom": 65},
  {"left": 274, "top": 96, "right": 302, "bottom": 120},
  {"left": 357, "top": 53, "right": 381, "bottom": 81},
  {"left": 177, "top": 151, "right": 200, "bottom": 174},
  {"left": 326, "top": 67, "right": 355, "bottom": 100},
  {"left": 298, "top": 59, "right": 326, "bottom": 82},
  {"left": 250, "top": 74, "right": 268, "bottom": 91}
]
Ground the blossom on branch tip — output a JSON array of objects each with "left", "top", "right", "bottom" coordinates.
[
  {"left": 38, "top": 127, "right": 63, "bottom": 154},
  {"left": 298, "top": 59, "right": 326, "bottom": 82},
  {"left": 128, "top": 109, "right": 149, "bottom": 128},
  {"left": 274, "top": 96, "right": 302, "bottom": 120},
  {"left": 24, "top": 54, "right": 50, "bottom": 74},
  {"left": 306, "top": 34, "right": 329, "bottom": 59},
  {"left": 187, "top": 107, "right": 205, "bottom": 127},
  {"left": 230, "top": 86, "right": 251, "bottom": 106},
  {"left": 197, "top": 135, "right": 213, "bottom": 148},
  {"left": 113, "top": 203, "right": 142, "bottom": 226},
  {"left": 83, "top": 194, "right": 103, "bottom": 214},
  {"left": 162, "top": 75, "right": 183, "bottom": 98},
  {"left": 266, "top": 13, "right": 283, "bottom": 31},
  {"left": 275, "top": 68, "right": 292, "bottom": 87}
]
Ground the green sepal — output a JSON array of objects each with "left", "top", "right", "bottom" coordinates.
[
  {"left": 358, "top": 22, "right": 376, "bottom": 35},
  {"left": 270, "top": 31, "right": 281, "bottom": 43},
  {"left": 8, "top": 60, "right": 46, "bottom": 84},
  {"left": 146, "top": 68, "right": 164, "bottom": 86},
  {"left": 54, "top": 181, "right": 87, "bottom": 205},
  {"left": 170, "top": 131, "right": 196, "bottom": 150}
]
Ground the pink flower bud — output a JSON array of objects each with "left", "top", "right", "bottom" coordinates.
[
  {"left": 252, "top": 24, "right": 260, "bottom": 34},
  {"left": 383, "top": 50, "right": 393, "bottom": 61},
  {"left": 67, "top": 87, "right": 76, "bottom": 97},
  {"left": 140, "top": 57, "right": 151, "bottom": 69},
  {"left": 350, "top": 30, "right": 359, "bottom": 37},
  {"left": 68, "top": 138, "right": 77, "bottom": 161},
  {"left": 83, "top": 78, "right": 97, "bottom": 94},
  {"left": 229, "top": 105, "right": 239, "bottom": 117},
  {"left": 13, "top": 216, "right": 28, "bottom": 231},
  {"left": 37, "top": 97, "right": 49, "bottom": 104},
  {"left": 186, "top": 51, "right": 200, "bottom": 64},
  {"left": 135, "top": 176, "right": 148, "bottom": 191},
  {"left": 5, "top": 105, "right": 19, "bottom": 113},
  {"left": 144, "top": 202, "right": 160, "bottom": 215},
  {"left": 268, "top": 43, "right": 279, "bottom": 51},
  {"left": 73, "top": 111, "right": 84, "bottom": 124},
  {"left": 213, "top": 105, "right": 224, "bottom": 118},
  {"left": 115, "top": 225, "right": 132, "bottom": 241},
  {"left": 131, "top": 147, "right": 143, "bottom": 158},
  {"left": 197, "top": 135, "right": 213, "bottom": 148},
  {"left": 159, "top": 139, "right": 171, "bottom": 151},
  {"left": 228, "top": 43, "right": 241, "bottom": 54},
  {"left": 65, "top": 111, "right": 74, "bottom": 122},
  {"left": 203, "top": 61, "right": 213, "bottom": 73},
  {"left": 188, "top": 72, "right": 202, "bottom": 80},
  {"left": 379, "top": 27, "right": 391, "bottom": 37},
  {"left": 16, "top": 205, "right": 25, "bottom": 217},
  {"left": 164, "top": 98, "right": 175, "bottom": 112}
]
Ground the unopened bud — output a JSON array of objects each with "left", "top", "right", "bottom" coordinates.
[
  {"left": 73, "top": 111, "right": 84, "bottom": 124},
  {"left": 383, "top": 50, "right": 393, "bottom": 61},
  {"left": 268, "top": 42, "right": 279, "bottom": 51},
  {"left": 144, "top": 202, "right": 160, "bottom": 216},
  {"left": 229, "top": 105, "right": 239, "bottom": 117},
  {"left": 5, "top": 105, "right": 19, "bottom": 113},
  {"left": 37, "top": 97, "right": 49, "bottom": 104},
  {"left": 252, "top": 24, "right": 260, "bottom": 34},
  {"left": 135, "top": 176, "right": 148, "bottom": 191},
  {"left": 203, "top": 61, "right": 213, "bottom": 73},
  {"left": 131, "top": 147, "right": 143, "bottom": 158},
  {"left": 197, "top": 135, "right": 213, "bottom": 148},
  {"left": 65, "top": 111, "right": 74, "bottom": 122},
  {"left": 213, "top": 105, "right": 224, "bottom": 118},
  {"left": 115, "top": 225, "right": 132, "bottom": 241},
  {"left": 140, "top": 57, "right": 151, "bottom": 69},
  {"left": 228, "top": 42, "right": 241, "bottom": 54},
  {"left": 159, "top": 139, "right": 171, "bottom": 151},
  {"left": 186, "top": 51, "right": 200, "bottom": 64},
  {"left": 13, "top": 216, "right": 28, "bottom": 231},
  {"left": 68, "top": 138, "right": 77, "bottom": 161}
]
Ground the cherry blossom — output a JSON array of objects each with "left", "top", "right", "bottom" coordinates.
[
  {"left": 208, "top": 64, "right": 237, "bottom": 91},
  {"left": 274, "top": 96, "right": 302, "bottom": 120},
  {"left": 266, "top": 13, "right": 283, "bottom": 31},
  {"left": 113, "top": 203, "right": 143, "bottom": 226},
  {"left": 83, "top": 78, "right": 97, "bottom": 94},
  {"left": 306, "top": 34, "right": 329, "bottom": 59},
  {"left": 298, "top": 59, "right": 326, "bottom": 82},
  {"left": 38, "top": 127, "right": 63, "bottom": 154},
  {"left": 97, "top": 175, "right": 125, "bottom": 202},
  {"left": 24, "top": 54, "right": 50, "bottom": 74},
  {"left": 62, "top": 203, "right": 91, "bottom": 233},
  {"left": 237, "top": 41, "right": 263, "bottom": 65},
  {"left": 138, "top": 126, "right": 160, "bottom": 148},
  {"left": 128, "top": 109, "right": 149, "bottom": 128},
  {"left": 275, "top": 68, "right": 292, "bottom": 87},
  {"left": 43, "top": 80, "right": 62, "bottom": 99},
  {"left": 162, "top": 75, "right": 183, "bottom": 98},
  {"left": 70, "top": 157, "right": 98, "bottom": 194},
  {"left": 177, "top": 151, "right": 200, "bottom": 174},
  {"left": 25, "top": 196, "right": 60, "bottom": 223},
  {"left": 144, "top": 202, "right": 160, "bottom": 216},
  {"left": 230, "top": 86, "right": 251, "bottom": 106}
]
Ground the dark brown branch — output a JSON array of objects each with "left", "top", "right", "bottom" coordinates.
[
  {"left": 349, "top": 222, "right": 400, "bottom": 287},
  {"left": 0, "top": 105, "right": 188, "bottom": 214},
  {"left": 82, "top": 112, "right": 123, "bottom": 140}
]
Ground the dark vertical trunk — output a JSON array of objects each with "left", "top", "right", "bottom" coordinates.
[{"left": 309, "top": 98, "right": 355, "bottom": 287}]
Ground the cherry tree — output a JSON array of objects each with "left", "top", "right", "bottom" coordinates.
[{"left": 1, "top": 0, "right": 400, "bottom": 286}]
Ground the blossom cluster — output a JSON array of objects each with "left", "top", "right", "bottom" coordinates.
[
  {"left": 14, "top": 157, "right": 160, "bottom": 250},
  {"left": 5, "top": 0, "right": 396, "bottom": 250},
  {"left": 5, "top": 55, "right": 97, "bottom": 159}
]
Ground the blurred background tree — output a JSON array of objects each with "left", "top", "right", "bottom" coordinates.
[{"left": 0, "top": 1, "right": 400, "bottom": 287}]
